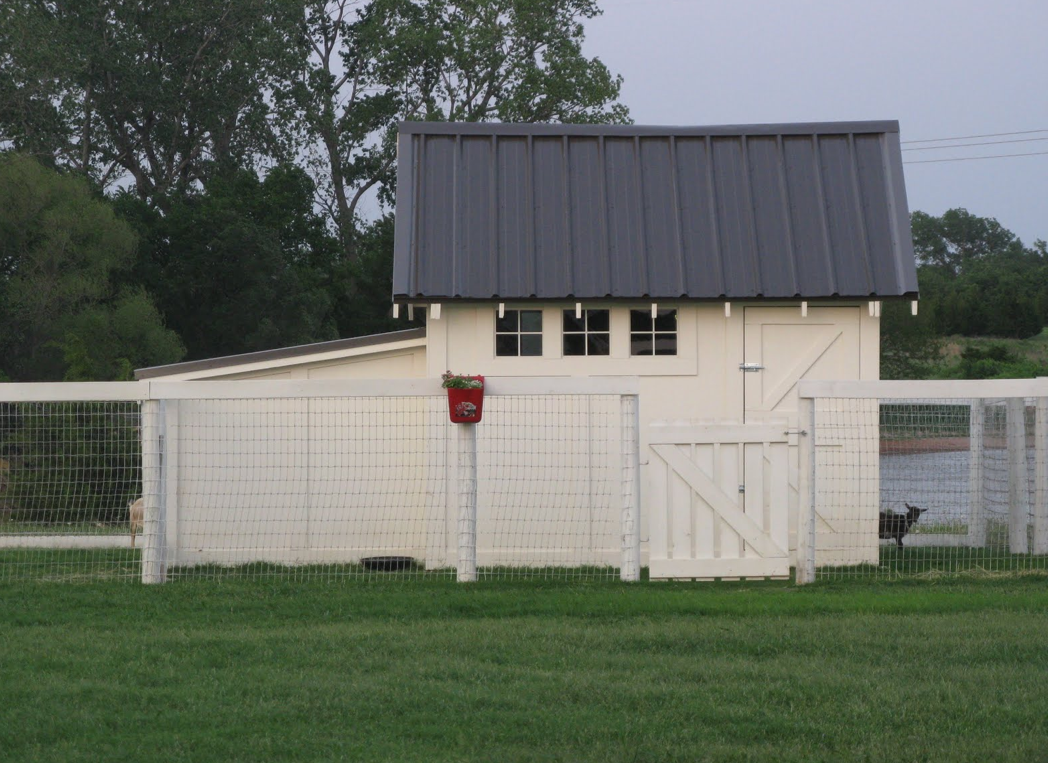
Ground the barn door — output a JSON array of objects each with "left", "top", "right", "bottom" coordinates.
[
  {"left": 742, "top": 306, "right": 878, "bottom": 565},
  {"left": 648, "top": 424, "right": 790, "bottom": 579},
  {"left": 743, "top": 307, "right": 861, "bottom": 426}
]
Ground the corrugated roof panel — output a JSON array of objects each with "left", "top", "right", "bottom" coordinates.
[
  {"left": 417, "top": 135, "right": 456, "bottom": 297},
  {"left": 782, "top": 136, "right": 836, "bottom": 296},
  {"left": 459, "top": 136, "right": 496, "bottom": 296},
  {"left": 746, "top": 136, "right": 798, "bottom": 297},
  {"left": 853, "top": 133, "right": 903, "bottom": 296},
  {"left": 392, "top": 132, "right": 417, "bottom": 297},
  {"left": 675, "top": 136, "right": 723, "bottom": 296},
  {"left": 639, "top": 137, "right": 685, "bottom": 298},
  {"left": 818, "top": 135, "right": 873, "bottom": 296},
  {"left": 393, "top": 120, "right": 919, "bottom": 302},
  {"left": 711, "top": 137, "right": 761, "bottom": 297},
  {"left": 533, "top": 136, "right": 572, "bottom": 297},
  {"left": 605, "top": 137, "right": 646, "bottom": 296},
  {"left": 567, "top": 136, "right": 609, "bottom": 297},
  {"left": 496, "top": 136, "right": 533, "bottom": 297}
]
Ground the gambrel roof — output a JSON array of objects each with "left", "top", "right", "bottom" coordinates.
[{"left": 393, "top": 121, "right": 918, "bottom": 303}]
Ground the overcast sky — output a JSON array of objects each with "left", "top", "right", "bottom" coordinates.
[{"left": 584, "top": 0, "right": 1048, "bottom": 246}]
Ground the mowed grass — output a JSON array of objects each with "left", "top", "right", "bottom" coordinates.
[{"left": 2, "top": 577, "right": 1048, "bottom": 763}]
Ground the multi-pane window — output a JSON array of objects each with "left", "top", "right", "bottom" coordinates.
[
  {"left": 495, "top": 309, "right": 543, "bottom": 356},
  {"left": 562, "top": 309, "right": 610, "bottom": 356},
  {"left": 630, "top": 309, "right": 677, "bottom": 355}
]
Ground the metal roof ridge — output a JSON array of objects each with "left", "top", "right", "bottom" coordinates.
[{"left": 397, "top": 120, "right": 902, "bottom": 137}]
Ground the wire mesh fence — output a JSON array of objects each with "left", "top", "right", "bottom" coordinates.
[
  {"left": 808, "top": 392, "right": 1048, "bottom": 580},
  {"left": 0, "top": 381, "right": 638, "bottom": 583}
]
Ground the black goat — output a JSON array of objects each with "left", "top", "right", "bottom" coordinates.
[{"left": 878, "top": 503, "right": 927, "bottom": 547}]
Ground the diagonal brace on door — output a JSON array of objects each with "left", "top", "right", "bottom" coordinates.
[{"left": 651, "top": 444, "right": 788, "bottom": 559}]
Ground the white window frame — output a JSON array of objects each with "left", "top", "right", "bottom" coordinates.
[{"left": 494, "top": 308, "right": 543, "bottom": 357}]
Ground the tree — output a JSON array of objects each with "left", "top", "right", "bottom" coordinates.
[
  {"left": 911, "top": 208, "right": 1027, "bottom": 274},
  {"left": 909, "top": 209, "right": 1047, "bottom": 341},
  {"left": 115, "top": 165, "right": 341, "bottom": 360},
  {"left": 332, "top": 213, "right": 424, "bottom": 337},
  {"left": 283, "top": 0, "right": 629, "bottom": 262},
  {"left": 0, "top": 153, "right": 184, "bottom": 380},
  {"left": 0, "top": 0, "right": 303, "bottom": 207}
]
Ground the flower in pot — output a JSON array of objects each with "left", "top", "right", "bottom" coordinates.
[{"left": 442, "top": 371, "right": 485, "bottom": 423}]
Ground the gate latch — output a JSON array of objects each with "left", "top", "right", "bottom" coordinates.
[{"left": 739, "top": 363, "right": 765, "bottom": 372}]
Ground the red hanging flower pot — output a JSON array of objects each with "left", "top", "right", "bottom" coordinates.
[{"left": 442, "top": 372, "right": 485, "bottom": 423}]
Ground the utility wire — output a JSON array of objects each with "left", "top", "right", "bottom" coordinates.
[
  {"left": 903, "top": 150, "right": 1048, "bottom": 165},
  {"left": 902, "top": 136, "right": 1048, "bottom": 152},
  {"left": 901, "top": 128, "right": 1048, "bottom": 144}
]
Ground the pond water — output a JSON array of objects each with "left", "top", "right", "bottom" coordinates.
[{"left": 880, "top": 449, "right": 1033, "bottom": 525}]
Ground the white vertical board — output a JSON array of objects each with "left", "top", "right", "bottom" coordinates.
[
  {"left": 968, "top": 400, "right": 987, "bottom": 547},
  {"left": 1007, "top": 398, "right": 1029, "bottom": 554}
]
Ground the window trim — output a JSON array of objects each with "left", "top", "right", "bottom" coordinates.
[
  {"left": 483, "top": 304, "right": 695, "bottom": 376},
  {"left": 629, "top": 308, "right": 678, "bottom": 356},
  {"left": 562, "top": 308, "right": 611, "bottom": 356},
  {"left": 494, "top": 308, "right": 544, "bottom": 357}
]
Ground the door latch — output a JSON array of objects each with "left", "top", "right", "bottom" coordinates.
[{"left": 739, "top": 363, "right": 765, "bottom": 372}]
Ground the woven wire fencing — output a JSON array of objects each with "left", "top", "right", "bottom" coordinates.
[
  {"left": 0, "top": 382, "right": 638, "bottom": 584},
  {"left": 809, "top": 395, "right": 1048, "bottom": 580}
]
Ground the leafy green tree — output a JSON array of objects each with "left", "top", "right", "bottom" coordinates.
[
  {"left": 910, "top": 209, "right": 1047, "bottom": 340},
  {"left": 0, "top": 0, "right": 303, "bottom": 206},
  {"left": 332, "top": 214, "right": 424, "bottom": 337},
  {"left": 911, "top": 208, "right": 1027, "bottom": 274},
  {"left": 115, "top": 165, "right": 340, "bottom": 360},
  {"left": 0, "top": 153, "right": 184, "bottom": 380},
  {"left": 283, "top": 0, "right": 630, "bottom": 261}
]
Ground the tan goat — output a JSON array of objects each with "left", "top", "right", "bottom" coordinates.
[{"left": 128, "top": 497, "right": 144, "bottom": 548}]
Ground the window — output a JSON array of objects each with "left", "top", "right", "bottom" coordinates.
[
  {"left": 495, "top": 309, "right": 543, "bottom": 356},
  {"left": 630, "top": 309, "right": 677, "bottom": 355},
  {"left": 562, "top": 309, "right": 610, "bottom": 356}
]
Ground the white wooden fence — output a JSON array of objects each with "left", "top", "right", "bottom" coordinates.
[
  {"left": 0, "top": 378, "right": 640, "bottom": 583},
  {"left": 797, "top": 379, "right": 1048, "bottom": 583}
]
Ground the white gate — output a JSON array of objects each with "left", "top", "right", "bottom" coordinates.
[{"left": 648, "top": 424, "right": 790, "bottom": 579}]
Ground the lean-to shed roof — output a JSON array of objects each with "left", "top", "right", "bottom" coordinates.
[{"left": 393, "top": 121, "right": 918, "bottom": 302}]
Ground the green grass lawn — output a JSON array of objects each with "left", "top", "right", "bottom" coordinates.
[{"left": 2, "top": 576, "right": 1047, "bottom": 763}]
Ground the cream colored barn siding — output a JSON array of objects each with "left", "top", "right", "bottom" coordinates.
[
  {"left": 428, "top": 302, "right": 878, "bottom": 418},
  {"left": 429, "top": 301, "right": 880, "bottom": 567}
]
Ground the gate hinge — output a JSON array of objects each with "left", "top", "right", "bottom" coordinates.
[
  {"left": 784, "top": 429, "right": 808, "bottom": 436},
  {"left": 739, "top": 363, "right": 765, "bottom": 372}
]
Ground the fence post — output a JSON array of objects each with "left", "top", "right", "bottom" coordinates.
[
  {"left": 1035, "top": 398, "right": 1048, "bottom": 554},
  {"left": 140, "top": 399, "right": 167, "bottom": 584},
  {"left": 967, "top": 399, "right": 986, "bottom": 547},
  {"left": 1007, "top": 397, "right": 1029, "bottom": 554},
  {"left": 620, "top": 394, "right": 641, "bottom": 582},
  {"left": 457, "top": 423, "right": 478, "bottom": 582},
  {"left": 796, "top": 395, "right": 816, "bottom": 585},
  {"left": 162, "top": 400, "right": 180, "bottom": 569}
]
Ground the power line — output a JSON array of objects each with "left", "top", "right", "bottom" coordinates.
[
  {"left": 902, "top": 136, "right": 1048, "bottom": 152},
  {"left": 903, "top": 150, "right": 1048, "bottom": 165},
  {"left": 901, "top": 128, "right": 1048, "bottom": 144}
]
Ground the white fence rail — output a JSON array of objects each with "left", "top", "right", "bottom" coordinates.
[
  {"left": 797, "top": 379, "right": 1048, "bottom": 582},
  {"left": 0, "top": 378, "right": 640, "bottom": 583}
]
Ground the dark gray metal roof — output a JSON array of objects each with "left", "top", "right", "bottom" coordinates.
[
  {"left": 393, "top": 121, "right": 918, "bottom": 302},
  {"left": 134, "top": 328, "right": 427, "bottom": 379}
]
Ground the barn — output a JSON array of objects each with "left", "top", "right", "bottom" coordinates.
[{"left": 137, "top": 120, "right": 918, "bottom": 578}]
